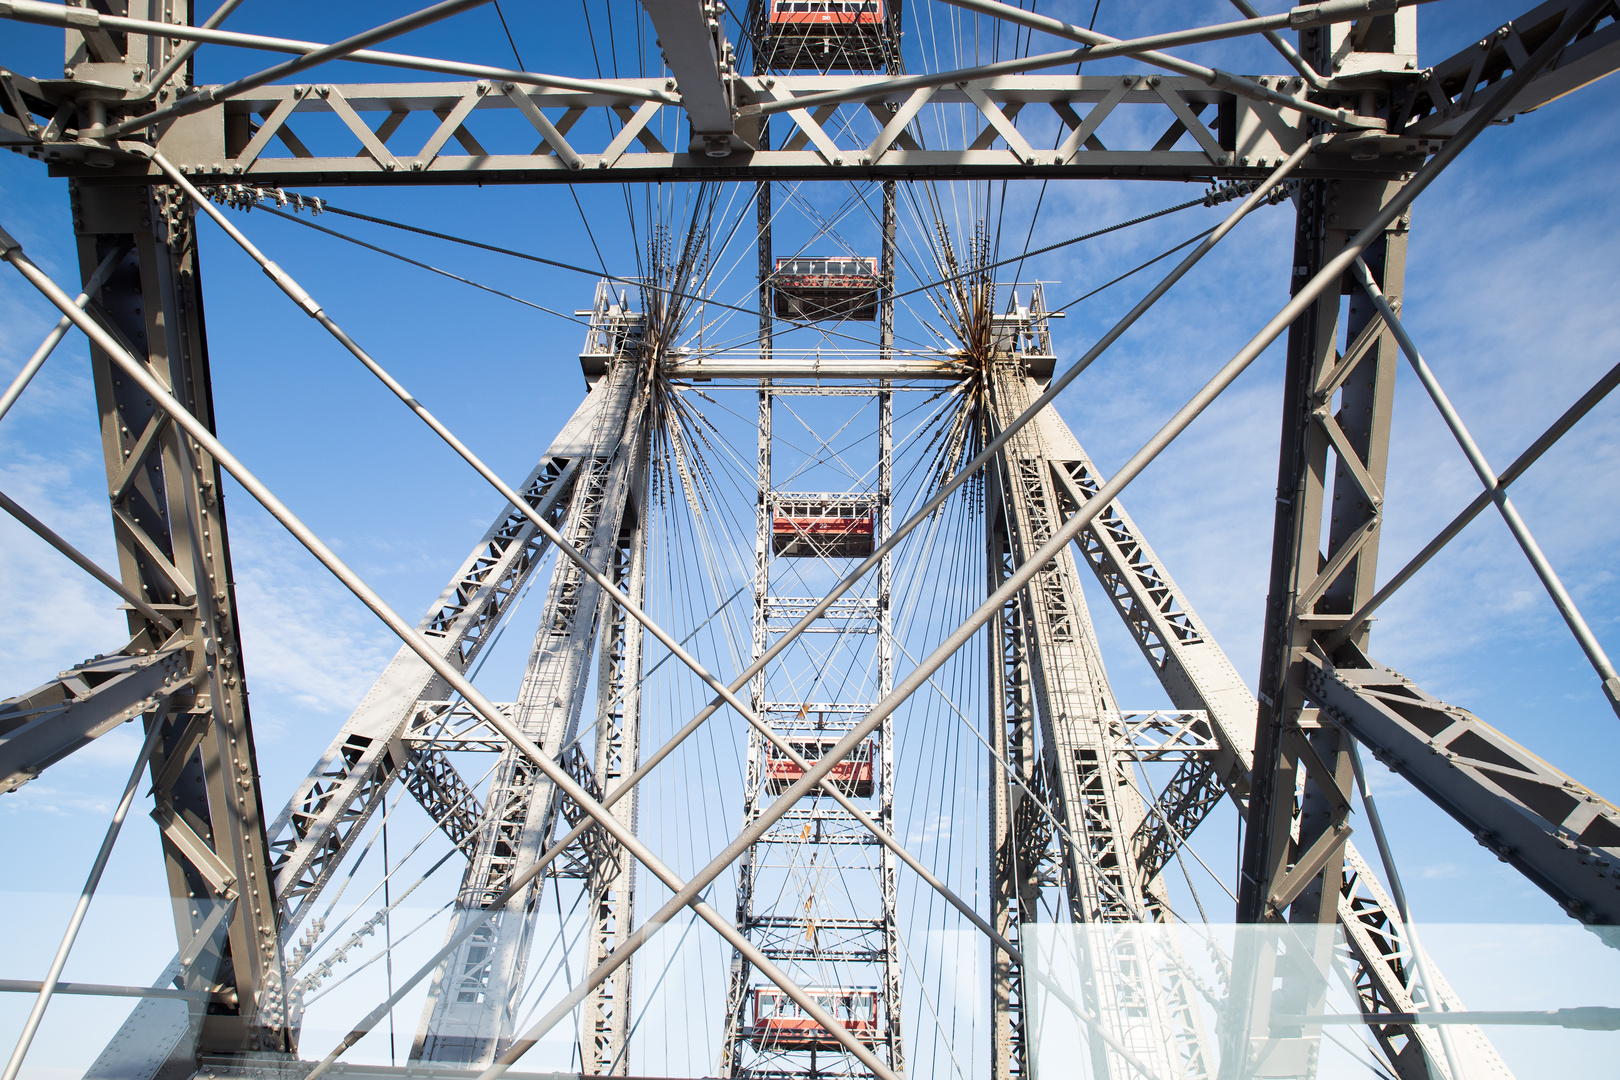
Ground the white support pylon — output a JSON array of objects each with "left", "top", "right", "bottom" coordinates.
[{"left": 412, "top": 342, "right": 651, "bottom": 1065}]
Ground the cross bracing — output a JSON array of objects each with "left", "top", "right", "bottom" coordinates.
[{"left": 2, "top": 3, "right": 1620, "bottom": 1080}]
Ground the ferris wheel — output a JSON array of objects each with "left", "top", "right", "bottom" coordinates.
[{"left": 1, "top": 2, "right": 1620, "bottom": 1079}]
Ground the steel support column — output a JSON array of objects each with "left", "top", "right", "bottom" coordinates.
[
  {"left": 579, "top": 469, "right": 651, "bottom": 1075},
  {"left": 1239, "top": 189, "right": 1406, "bottom": 900},
  {"left": 1233, "top": 17, "right": 1415, "bottom": 1077},
  {"left": 986, "top": 457, "right": 1045, "bottom": 1080},
  {"left": 988, "top": 363, "right": 1196, "bottom": 1080},
  {"left": 69, "top": 175, "right": 289, "bottom": 1062},
  {"left": 412, "top": 350, "right": 649, "bottom": 1065}
]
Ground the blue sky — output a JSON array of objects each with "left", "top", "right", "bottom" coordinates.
[{"left": 3, "top": 2, "right": 1620, "bottom": 1076}]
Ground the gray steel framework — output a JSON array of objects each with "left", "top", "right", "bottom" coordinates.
[
  {"left": 3, "top": 2, "right": 1620, "bottom": 1079},
  {"left": 987, "top": 353, "right": 1208, "bottom": 1080},
  {"left": 1044, "top": 445, "right": 1512, "bottom": 1079},
  {"left": 719, "top": 390, "right": 904, "bottom": 1079},
  {"left": 413, "top": 342, "right": 650, "bottom": 1065},
  {"left": 52, "top": 172, "right": 289, "bottom": 1058}
]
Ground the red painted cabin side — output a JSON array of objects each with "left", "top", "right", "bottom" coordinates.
[
  {"left": 766, "top": 0, "right": 885, "bottom": 26},
  {"left": 771, "top": 256, "right": 881, "bottom": 322},
  {"left": 756, "top": 0, "right": 891, "bottom": 72},
  {"left": 772, "top": 509, "right": 875, "bottom": 559},
  {"left": 750, "top": 988, "right": 882, "bottom": 1050},
  {"left": 765, "top": 738, "right": 875, "bottom": 797}
]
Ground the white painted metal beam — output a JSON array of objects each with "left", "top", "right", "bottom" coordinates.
[{"left": 639, "top": 0, "right": 743, "bottom": 155}]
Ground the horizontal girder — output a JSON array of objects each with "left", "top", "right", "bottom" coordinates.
[{"left": 1, "top": 72, "right": 1430, "bottom": 185}]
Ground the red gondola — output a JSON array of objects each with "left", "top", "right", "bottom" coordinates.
[
  {"left": 766, "top": 737, "right": 875, "bottom": 797},
  {"left": 758, "top": 0, "right": 890, "bottom": 72},
  {"left": 772, "top": 514, "right": 875, "bottom": 558},
  {"left": 772, "top": 256, "right": 881, "bottom": 322},
  {"left": 772, "top": 498, "right": 875, "bottom": 559},
  {"left": 767, "top": 0, "right": 884, "bottom": 28},
  {"left": 750, "top": 987, "right": 882, "bottom": 1050}
]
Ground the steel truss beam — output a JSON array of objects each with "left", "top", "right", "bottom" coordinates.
[
  {"left": 1395, "top": 0, "right": 1620, "bottom": 139},
  {"left": 988, "top": 361, "right": 1212, "bottom": 1080},
  {"left": 3, "top": 10, "right": 1613, "bottom": 186},
  {"left": 0, "top": 637, "right": 192, "bottom": 794},
  {"left": 985, "top": 459, "right": 1045, "bottom": 1080},
  {"left": 1306, "top": 648, "right": 1620, "bottom": 926},
  {"left": 577, "top": 488, "right": 650, "bottom": 1076},
  {"left": 267, "top": 438, "right": 582, "bottom": 949},
  {"left": 1045, "top": 439, "right": 1257, "bottom": 879},
  {"left": 5, "top": 72, "right": 1419, "bottom": 185}
]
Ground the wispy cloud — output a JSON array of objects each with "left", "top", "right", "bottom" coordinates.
[
  {"left": 1421, "top": 862, "right": 1464, "bottom": 880},
  {"left": 0, "top": 455, "right": 131, "bottom": 694},
  {"left": 225, "top": 502, "right": 399, "bottom": 741}
]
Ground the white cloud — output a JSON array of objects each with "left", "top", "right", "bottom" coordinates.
[
  {"left": 0, "top": 455, "right": 131, "bottom": 694},
  {"left": 224, "top": 504, "right": 400, "bottom": 741}
]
